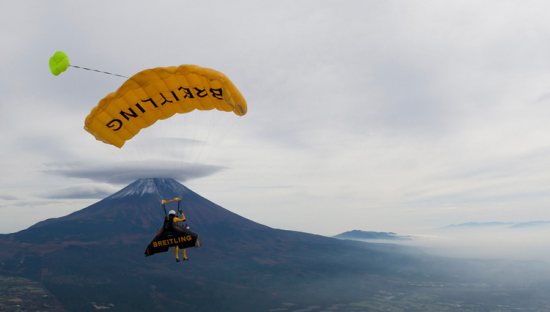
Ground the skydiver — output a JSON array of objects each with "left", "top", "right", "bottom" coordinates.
[{"left": 168, "top": 209, "right": 189, "bottom": 262}]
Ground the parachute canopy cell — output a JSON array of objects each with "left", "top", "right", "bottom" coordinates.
[
  {"left": 49, "top": 51, "right": 69, "bottom": 76},
  {"left": 84, "top": 65, "right": 247, "bottom": 148}
]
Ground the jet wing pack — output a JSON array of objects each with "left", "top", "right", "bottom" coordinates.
[{"left": 144, "top": 197, "right": 202, "bottom": 257}]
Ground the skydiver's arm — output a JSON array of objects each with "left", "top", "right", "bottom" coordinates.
[{"left": 174, "top": 212, "right": 186, "bottom": 223}]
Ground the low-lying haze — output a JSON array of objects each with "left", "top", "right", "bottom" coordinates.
[{"left": 344, "top": 224, "right": 550, "bottom": 262}]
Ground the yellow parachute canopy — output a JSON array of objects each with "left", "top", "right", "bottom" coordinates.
[{"left": 84, "top": 65, "right": 247, "bottom": 148}]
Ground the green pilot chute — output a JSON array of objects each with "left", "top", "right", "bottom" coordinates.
[{"left": 49, "top": 51, "right": 69, "bottom": 76}]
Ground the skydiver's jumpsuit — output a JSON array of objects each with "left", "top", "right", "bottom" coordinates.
[{"left": 172, "top": 213, "right": 187, "bottom": 261}]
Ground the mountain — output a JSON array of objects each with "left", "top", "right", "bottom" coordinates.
[
  {"left": 0, "top": 178, "right": 428, "bottom": 312},
  {"left": 333, "top": 230, "right": 413, "bottom": 241}
]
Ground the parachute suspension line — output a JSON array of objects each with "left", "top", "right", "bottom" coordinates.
[
  {"left": 180, "top": 114, "right": 185, "bottom": 176},
  {"left": 68, "top": 65, "right": 130, "bottom": 79},
  {"left": 179, "top": 113, "right": 187, "bottom": 181},
  {"left": 162, "top": 115, "right": 171, "bottom": 178},
  {"left": 180, "top": 112, "right": 192, "bottom": 178},
  {"left": 138, "top": 122, "right": 159, "bottom": 179},
  {"left": 195, "top": 115, "right": 239, "bottom": 175},
  {"left": 123, "top": 127, "right": 150, "bottom": 175},
  {"left": 180, "top": 112, "right": 191, "bottom": 181},
  {"left": 102, "top": 143, "right": 122, "bottom": 163},
  {"left": 136, "top": 124, "right": 160, "bottom": 178},
  {"left": 132, "top": 130, "right": 148, "bottom": 166},
  {"left": 144, "top": 119, "right": 158, "bottom": 178},
  {"left": 159, "top": 116, "right": 165, "bottom": 178},
  {"left": 191, "top": 110, "right": 220, "bottom": 170},
  {"left": 166, "top": 114, "right": 175, "bottom": 176},
  {"left": 148, "top": 126, "right": 160, "bottom": 179},
  {"left": 183, "top": 110, "right": 202, "bottom": 177},
  {"left": 100, "top": 144, "right": 135, "bottom": 181}
]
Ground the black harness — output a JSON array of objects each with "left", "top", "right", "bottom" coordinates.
[{"left": 164, "top": 215, "right": 176, "bottom": 233}]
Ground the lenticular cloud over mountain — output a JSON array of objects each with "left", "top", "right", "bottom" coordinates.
[{"left": 43, "top": 161, "right": 226, "bottom": 184}]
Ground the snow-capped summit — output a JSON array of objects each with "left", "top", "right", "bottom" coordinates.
[{"left": 109, "top": 178, "right": 190, "bottom": 200}]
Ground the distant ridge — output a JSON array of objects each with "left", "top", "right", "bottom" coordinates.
[
  {"left": 443, "top": 221, "right": 550, "bottom": 229},
  {"left": 333, "top": 230, "right": 412, "bottom": 241}
]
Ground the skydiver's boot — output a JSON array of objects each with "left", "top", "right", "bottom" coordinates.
[
  {"left": 174, "top": 247, "right": 180, "bottom": 262},
  {"left": 183, "top": 249, "right": 189, "bottom": 261}
]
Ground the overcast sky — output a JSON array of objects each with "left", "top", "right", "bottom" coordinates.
[{"left": 2, "top": 1, "right": 550, "bottom": 238}]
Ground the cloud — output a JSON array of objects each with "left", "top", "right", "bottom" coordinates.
[
  {"left": 534, "top": 92, "right": 550, "bottom": 104},
  {"left": 0, "top": 195, "right": 18, "bottom": 200},
  {"left": 12, "top": 201, "right": 62, "bottom": 207},
  {"left": 43, "top": 160, "right": 226, "bottom": 185},
  {"left": 397, "top": 225, "right": 550, "bottom": 261},
  {"left": 38, "top": 183, "right": 120, "bottom": 199}
]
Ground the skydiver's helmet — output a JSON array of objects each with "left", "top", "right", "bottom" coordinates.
[{"left": 169, "top": 210, "right": 176, "bottom": 217}]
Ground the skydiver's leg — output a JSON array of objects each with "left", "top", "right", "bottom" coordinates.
[
  {"left": 174, "top": 246, "right": 180, "bottom": 262},
  {"left": 182, "top": 248, "right": 188, "bottom": 261}
]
